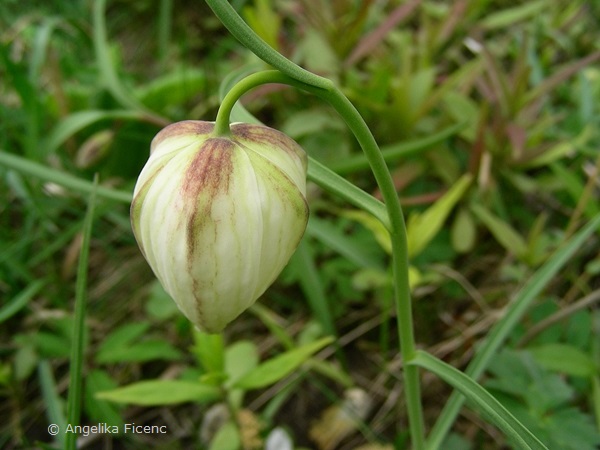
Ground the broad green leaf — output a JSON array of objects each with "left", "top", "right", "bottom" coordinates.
[
  {"left": 543, "top": 407, "right": 600, "bottom": 450},
  {"left": 299, "top": 28, "right": 338, "bottom": 74},
  {"left": 233, "top": 337, "right": 334, "bottom": 390},
  {"left": 95, "top": 340, "right": 182, "bottom": 364},
  {"left": 225, "top": 341, "right": 259, "bottom": 387},
  {"left": 225, "top": 341, "right": 260, "bottom": 408},
  {"left": 407, "top": 174, "right": 472, "bottom": 258},
  {"left": 44, "top": 110, "right": 150, "bottom": 156},
  {"left": 244, "top": 0, "right": 280, "bottom": 50},
  {"left": 208, "top": 421, "right": 241, "bottom": 450},
  {"left": 529, "top": 344, "right": 597, "bottom": 378},
  {"left": 451, "top": 207, "right": 476, "bottom": 254},
  {"left": 96, "top": 380, "right": 221, "bottom": 405},
  {"left": 84, "top": 370, "right": 123, "bottom": 427},
  {"left": 97, "top": 323, "right": 150, "bottom": 354},
  {"left": 592, "top": 377, "right": 600, "bottom": 429},
  {"left": 145, "top": 281, "right": 180, "bottom": 320},
  {"left": 410, "top": 351, "right": 548, "bottom": 450},
  {"left": 471, "top": 204, "right": 527, "bottom": 258},
  {"left": 31, "top": 332, "right": 72, "bottom": 358},
  {"left": 282, "top": 110, "right": 344, "bottom": 139},
  {"left": 136, "top": 68, "right": 206, "bottom": 112},
  {"left": 442, "top": 92, "right": 479, "bottom": 141}
]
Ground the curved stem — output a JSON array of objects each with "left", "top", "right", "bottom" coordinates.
[
  {"left": 205, "top": 0, "right": 332, "bottom": 90},
  {"left": 206, "top": 1, "right": 425, "bottom": 444},
  {"left": 213, "top": 70, "right": 327, "bottom": 136}
]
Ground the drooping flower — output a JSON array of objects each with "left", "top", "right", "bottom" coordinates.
[{"left": 131, "top": 121, "right": 308, "bottom": 333}]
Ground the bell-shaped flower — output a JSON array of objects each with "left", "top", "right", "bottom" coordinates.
[{"left": 131, "top": 121, "right": 309, "bottom": 333}]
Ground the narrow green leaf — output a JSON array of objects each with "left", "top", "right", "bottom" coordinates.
[
  {"left": 233, "top": 336, "right": 334, "bottom": 390},
  {"left": 329, "top": 122, "right": 466, "bottom": 175},
  {"left": 96, "top": 380, "right": 221, "bottom": 406},
  {"left": 249, "top": 303, "right": 295, "bottom": 349},
  {"left": 407, "top": 174, "right": 472, "bottom": 257},
  {"left": 410, "top": 351, "right": 548, "bottom": 450},
  {"left": 427, "top": 214, "right": 600, "bottom": 449},
  {"left": 308, "top": 157, "right": 389, "bottom": 229},
  {"left": 340, "top": 209, "right": 392, "bottom": 254},
  {"left": 523, "top": 126, "right": 593, "bottom": 168},
  {"left": 471, "top": 203, "right": 528, "bottom": 258},
  {"left": 307, "top": 215, "right": 384, "bottom": 269},
  {"left": 65, "top": 177, "right": 97, "bottom": 450},
  {"left": 29, "top": 17, "right": 61, "bottom": 84},
  {"left": 92, "top": 0, "right": 165, "bottom": 122},
  {"left": 0, "top": 150, "right": 132, "bottom": 203},
  {"left": 289, "top": 240, "right": 337, "bottom": 338},
  {"left": 38, "top": 360, "right": 66, "bottom": 448},
  {"left": 45, "top": 110, "right": 152, "bottom": 156},
  {"left": 0, "top": 280, "right": 45, "bottom": 323},
  {"left": 481, "top": 0, "right": 546, "bottom": 29}
]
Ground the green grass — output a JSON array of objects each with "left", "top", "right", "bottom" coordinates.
[{"left": 1, "top": 1, "right": 599, "bottom": 449}]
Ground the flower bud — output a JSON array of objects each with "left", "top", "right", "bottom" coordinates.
[{"left": 131, "top": 121, "right": 309, "bottom": 333}]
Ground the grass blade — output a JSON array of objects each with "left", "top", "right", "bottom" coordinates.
[
  {"left": 0, "top": 280, "right": 45, "bottom": 323},
  {"left": 64, "top": 176, "right": 98, "bottom": 450},
  {"left": 328, "top": 122, "right": 466, "bottom": 175},
  {"left": 0, "top": 151, "right": 132, "bottom": 203},
  {"left": 427, "top": 214, "right": 600, "bottom": 449},
  {"left": 410, "top": 351, "right": 548, "bottom": 450},
  {"left": 38, "top": 360, "right": 66, "bottom": 448},
  {"left": 290, "top": 239, "right": 337, "bottom": 338}
]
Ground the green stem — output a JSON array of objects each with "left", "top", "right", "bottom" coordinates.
[
  {"left": 206, "top": 1, "right": 425, "bottom": 446},
  {"left": 213, "top": 71, "right": 325, "bottom": 136},
  {"left": 321, "top": 88, "right": 425, "bottom": 449},
  {"left": 214, "top": 69, "right": 425, "bottom": 448},
  {"left": 205, "top": 0, "right": 332, "bottom": 90}
]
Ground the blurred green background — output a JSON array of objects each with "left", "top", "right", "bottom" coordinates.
[{"left": 1, "top": 0, "right": 599, "bottom": 449}]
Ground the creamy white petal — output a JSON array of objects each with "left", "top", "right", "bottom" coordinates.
[{"left": 131, "top": 121, "right": 308, "bottom": 333}]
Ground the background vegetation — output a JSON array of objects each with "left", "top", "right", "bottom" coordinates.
[{"left": 1, "top": 0, "right": 599, "bottom": 449}]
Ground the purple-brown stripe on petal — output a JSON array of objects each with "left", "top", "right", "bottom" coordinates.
[
  {"left": 151, "top": 121, "right": 214, "bottom": 154},
  {"left": 231, "top": 123, "right": 306, "bottom": 163},
  {"left": 181, "top": 138, "right": 235, "bottom": 256}
]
